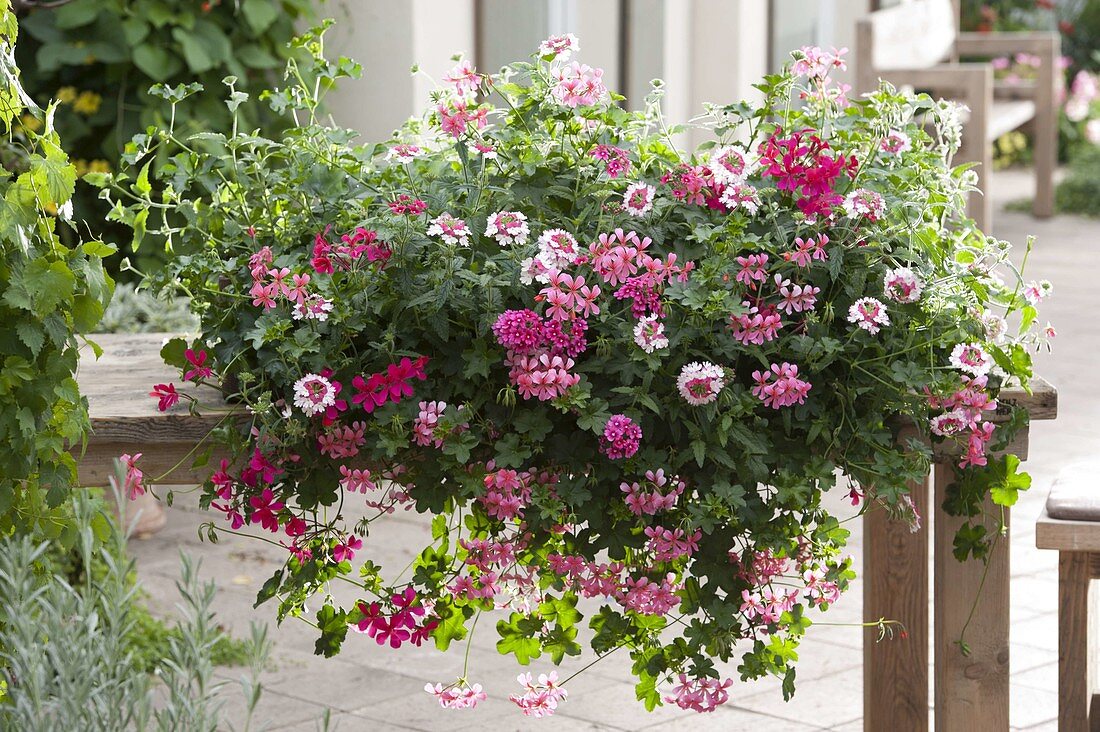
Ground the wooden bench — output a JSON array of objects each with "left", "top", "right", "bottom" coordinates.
[
  {"left": 1037, "top": 461, "right": 1100, "bottom": 732},
  {"left": 74, "top": 333, "right": 1057, "bottom": 729},
  {"left": 856, "top": 0, "right": 1060, "bottom": 230}
]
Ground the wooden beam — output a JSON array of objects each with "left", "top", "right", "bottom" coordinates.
[
  {"left": 933, "top": 463, "right": 1011, "bottom": 731},
  {"left": 864, "top": 472, "right": 929, "bottom": 730}
]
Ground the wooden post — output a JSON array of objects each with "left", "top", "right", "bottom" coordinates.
[
  {"left": 1032, "top": 33, "right": 1059, "bottom": 219},
  {"left": 864, "top": 472, "right": 929, "bottom": 730},
  {"left": 933, "top": 463, "right": 1010, "bottom": 731},
  {"left": 1057, "top": 551, "right": 1097, "bottom": 732}
]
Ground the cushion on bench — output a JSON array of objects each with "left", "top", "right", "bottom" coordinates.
[{"left": 1046, "top": 459, "right": 1100, "bottom": 521}]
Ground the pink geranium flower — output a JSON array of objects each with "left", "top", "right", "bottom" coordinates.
[
  {"left": 184, "top": 348, "right": 213, "bottom": 382},
  {"left": 149, "top": 383, "right": 179, "bottom": 412},
  {"left": 248, "top": 488, "right": 284, "bottom": 532}
]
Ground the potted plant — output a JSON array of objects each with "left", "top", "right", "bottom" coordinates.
[{"left": 98, "top": 28, "right": 1052, "bottom": 715}]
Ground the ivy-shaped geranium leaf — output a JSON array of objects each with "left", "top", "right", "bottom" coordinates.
[
  {"left": 496, "top": 612, "right": 544, "bottom": 665},
  {"left": 313, "top": 603, "right": 348, "bottom": 658},
  {"left": 431, "top": 601, "right": 474, "bottom": 652},
  {"left": 988, "top": 454, "right": 1031, "bottom": 507}
]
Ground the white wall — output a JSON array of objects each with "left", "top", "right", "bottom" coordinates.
[
  {"left": 322, "top": 0, "right": 476, "bottom": 142},
  {"left": 319, "top": 0, "right": 775, "bottom": 149}
]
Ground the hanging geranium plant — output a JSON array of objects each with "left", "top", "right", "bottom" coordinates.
[{"left": 98, "top": 27, "right": 1052, "bottom": 716}]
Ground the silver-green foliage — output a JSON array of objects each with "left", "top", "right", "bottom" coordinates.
[{"left": 0, "top": 488, "right": 296, "bottom": 732}]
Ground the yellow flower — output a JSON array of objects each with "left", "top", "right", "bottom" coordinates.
[
  {"left": 73, "top": 159, "right": 89, "bottom": 177},
  {"left": 88, "top": 159, "right": 112, "bottom": 174},
  {"left": 56, "top": 86, "right": 77, "bottom": 103},
  {"left": 73, "top": 91, "right": 102, "bottom": 116}
]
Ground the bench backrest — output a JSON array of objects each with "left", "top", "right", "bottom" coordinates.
[{"left": 862, "top": 0, "right": 957, "bottom": 71}]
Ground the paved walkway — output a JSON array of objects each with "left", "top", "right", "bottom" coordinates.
[{"left": 130, "top": 168, "right": 1093, "bottom": 731}]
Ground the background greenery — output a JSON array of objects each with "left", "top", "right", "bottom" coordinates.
[{"left": 14, "top": 0, "right": 314, "bottom": 279}]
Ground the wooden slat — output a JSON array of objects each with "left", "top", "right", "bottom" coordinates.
[
  {"left": 865, "top": 0, "right": 956, "bottom": 71},
  {"left": 999, "top": 375, "right": 1058, "bottom": 420},
  {"left": 933, "top": 463, "right": 1011, "bottom": 731},
  {"left": 864, "top": 473, "right": 929, "bottom": 730},
  {"left": 1038, "top": 508, "right": 1100, "bottom": 552},
  {"left": 74, "top": 441, "right": 231, "bottom": 488},
  {"left": 78, "top": 332, "right": 230, "bottom": 441},
  {"left": 1058, "top": 552, "right": 1096, "bottom": 732}
]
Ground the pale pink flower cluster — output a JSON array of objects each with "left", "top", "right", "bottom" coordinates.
[
  {"left": 645, "top": 526, "right": 701, "bottom": 562},
  {"left": 718, "top": 183, "right": 762, "bottom": 214},
  {"left": 425, "top": 681, "right": 488, "bottom": 709},
  {"left": 949, "top": 342, "right": 993, "bottom": 377},
  {"left": 928, "top": 375, "right": 999, "bottom": 468},
  {"left": 551, "top": 62, "right": 607, "bottom": 108},
  {"left": 292, "top": 373, "right": 336, "bottom": 417},
  {"left": 427, "top": 212, "right": 472, "bottom": 246},
  {"left": 881, "top": 130, "right": 912, "bottom": 154},
  {"left": 413, "top": 400, "right": 464, "bottom": 448},
  {"left": 751, "top": 362, "right": 812, "bottom": 409},
  {"left": 480, "top": 467, "right": 534, "bottom": 520},
  {"left": 623, "top": 182, "right": 655, "bottom": 216},
  {"left": 847, "top": 297, "right": 890, "bottom": 334},
  {"left": 547, "top": 554, "right": 681, "bottom": 615},
  {"left": 735, "top": 252, "right": 769, "bottom": 288},
  {"left": 1065, "top": 70, "right": 1098, "bottom": 122},
  {"left": 793, "top": 46, "right": 851, "bottom": 108},
  {"left": 248, "top": 246, "right": 326, "bottom": 318},
  {"left": 318, "top": 421, "right": 366, "bottom": 458},
  {"left": 792, "top": 45, "right": 847, "bottom": 81},
  {"left": 542, "top": 271, "right": 600, "bottom": 321},
  {"left": 619, "top": 574, "right": 681, "bottom": 614},
  {"left": 633, "top": 314, "right": 669, "bottom": 353},
  {"left": 774, "top": 275, "right": 820, "bottom": 314},
  {"left": 534, "top": 228, "right": 582, "bottom": 271},
  {"left": 538, "top": 33, "right": 579, "bottom": 60},
  {"left": 485, "top": 210, "right": 530, "bottom": 246},
  {"left": 505, "top": 351, "right": 581, "bottom": 401},
  {"left": 385, "top": 143, "right": 423, "bottom": 164},
  {"left": 664, "top": 674, "right": 734, "bottom": 713},
  {"left": 510, "top": 672, "right": 568, "bottom": 718},
  {"left": 709, "top": 146, "right": 756, "bottom": 185},
  {"left": 842, "top": 188, "right": 885, "bottom": 221},
  {"left": 436, "top": 99, "right": 488, "bottom": 138},
  {"left": 119, "top": 453, "right": 145, "bottom": 500},
  {"left": 740, "top": 586, "right": 798, "bottom": 623},
  {"left": 784, "top": 234, "right": 828, "bottom": 266},
  {"left": 600, "top": 414, "right": 642, "bottom": 460},
  {"left": 339, "top": 465, "right": 376, "bottom": 493},
  {"left": 1023, "top": 279, "right": 1054, "bottom": 305},
  {"left": 730, "top": 302, "right": 783, "bottom": 346},
  {"left": 802, "top": 566, "right": 842, "bottom": 607},
  {"left": 442, "top": 58, "right": 481, "bottom": 97},
  {"left": 883, "top": 267, "right": 923, "bottom": 304},
  {"left": 677, "top": 361, "right": 726, "bottom": 406},
  {"left": 459, "top": 537, "right": 517, "bottom": 572},
  {"left": 620, "top": 469, "right": 686, "bottom": 515}
]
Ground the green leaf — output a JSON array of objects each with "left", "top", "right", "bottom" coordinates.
[
  {"left": 160, "top": 337, "right": 189, "bottom": 369},
  {"left": 496, "top": 612, "right": 543, "bottom": 664},
  {"left": 431, "top": 602, "right": 473, "bottom": 651},
  {"left": 988, "top": 454, "right": 1031, "bottom": 507},
  {"left": 242, "top": 0, "right": 279, "bottom": 34},
  {"left": 132, "top": 42, "right": 183, "bottom": 79}
]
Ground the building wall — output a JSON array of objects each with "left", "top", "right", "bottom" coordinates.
[{"left": 320, "top": 0, "right": 859, "bottom": 148}]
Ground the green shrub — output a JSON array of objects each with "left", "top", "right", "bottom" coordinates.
[
  {"left": 14, "top": 0, "right": 313, "bottom": 278},
  {"left": 0, "top": 0, "right": 113, "bottom": 539},
  {"left": 1055, "top": 145, "right": 1100, "bottom": 217}
]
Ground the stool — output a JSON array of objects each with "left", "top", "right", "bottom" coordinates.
[{"left": 1036, "top": 460, "right": 1100, "bottom": 732}]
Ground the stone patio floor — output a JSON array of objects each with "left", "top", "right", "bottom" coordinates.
[{"left": 129, "top": 168, "right": 1094, "bottom": 731}]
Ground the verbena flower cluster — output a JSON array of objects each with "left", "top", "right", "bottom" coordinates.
[{"left": 105, "top": 30, "right": 1050, "bottom": 715}]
